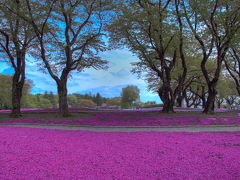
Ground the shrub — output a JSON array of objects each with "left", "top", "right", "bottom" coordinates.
[{"left": 78, "top": 99, "right": 96, "bottom": 108}]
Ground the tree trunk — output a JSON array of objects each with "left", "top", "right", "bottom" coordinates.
[
  {"left": 201, "top": 97, "right": 206, "bottom": 109},
  {"left": 161, "top": 97, "right": 175, "bottom": 113},
  {"left": 217, "top": 102, "right": 221, "bottom": 108},
  {"left": 57, "top": 79, "right": 69, "bottom": 117},
  {"left": 203, "top": 85, "right": 217, "bottom": 114},
  {"left": 10, "top": 53, "right": 25, "bottom": 117},
  {"left": 216, "top": 98, "right": 223, "bottom": 108},
  {"left": 158, "top": 85, "right": 175, "bottom": 113},
  {"left": 11, "top": 72, "right": 24, "bottom": 117},
  {"left": 183, "top": 89, "right": 190, "bottom": 108},
  {"left": 200, "top": 86, "right": 206, "bottom": 109},
  {"left": 194, "top": 103, "right": 198, "bottom": 108},
  {"left": 176, "top": 94, "right": 183, "bottom": 107}
]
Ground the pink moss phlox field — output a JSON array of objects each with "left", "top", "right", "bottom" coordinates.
[
  {"left": 80, "top": 112, "right": 240, "bottom": 126},
  {"left": 0, "top": 107, "right": 232, "bottom": 113},
  {"left": 1, "top": 111, "right": 239, "bottom": 126},
  {"left": 0, "top": 127, "right": 239, "bottom": 180}
]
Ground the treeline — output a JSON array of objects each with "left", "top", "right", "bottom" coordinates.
[
  {"left": 24, "top": 91, "right": 139, "bottom": 109},
  {"left": 0, "top": 74, "right": 107, "bottom": 109},
  {"left": 23, "top": 92, "right": 108, "bottom": 109},
  {"left": 0, "top": 0, "right": 240, "bottom": 117},
  {"left": 0, "top": 75, "right": 142, "bottom": 109},
  {"left": 24, "top": 81, "right": 237, "bottom": 109},
  {"left": 0, "top": 76, "right": 150, "bottom": 109},
  {"left": 2, "top": 73, "right": 237, "bottom": 110}
]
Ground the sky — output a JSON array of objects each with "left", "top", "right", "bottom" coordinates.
[{"left": 0, "top": 48, "right": 161, "bottom": 103}]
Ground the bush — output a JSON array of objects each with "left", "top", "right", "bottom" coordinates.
[{"left": 78, "top": 99, "right": 96, "bottom": 108}]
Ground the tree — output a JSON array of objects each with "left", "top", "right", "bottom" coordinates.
[
  {"left": 109, "top": 0, "right": 187, "bottom": 112},
  {"left": 0, "top": 74, "right": 32, "bottom": 109},
  {"left": 0, "top": 74, "right": 12, "bottom": 109},
  {"left": 121, "top": 85, "right": 140, "bottom": 108},
  {"left": 43, "top": 91, "right": 49, "bottom": 99},
  {"left": 94, "top": 92, "right": 103, "bottom": 106},
  {"left": 216, "top": 75, "right": 238, "bottom": 109},
  {"left": 22, "top": 94, "right": 38, "bottom": 108},
  {"left": 182, "top": 0, "right": 240, "bottom": 113},
  {"left": 224, "top": 36, "right": 240, "bottom": 95},
  {"left": 182, "top": 57, "right": 216, "bottom": 108},
  {"left": 8, "top": 0, "right": 112, "bottom": 116},
  {"left": 42, "top": 91, "right": 57, "bottom": 108},
  {"left": 48, "top": 91, "right": 57, "bottom": 108},
  {"left": 0, "top": 0, "right": 35, "bottom": 116},
  {"left": 39, "top": 96, "right": 52, "bottom": 108},
  {"left": 68, "top": 94, "right": 78, "bottom": 107}
]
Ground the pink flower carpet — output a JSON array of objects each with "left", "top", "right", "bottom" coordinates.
[{"left": 0, "top": 127, "right": 239, "bottom": 180}]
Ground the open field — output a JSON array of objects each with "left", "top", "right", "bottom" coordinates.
[
  {"left": 0, "top": 126, "right": 239, "bottom": 180},
  {"left": 0, "top": 108, "right": 239, "bottom": 179}
]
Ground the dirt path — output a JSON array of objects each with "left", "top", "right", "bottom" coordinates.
[{"left": 0, "top": 123, "right": 239, "bottom": 132}]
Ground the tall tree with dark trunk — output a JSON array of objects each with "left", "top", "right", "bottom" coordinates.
[
  {"left": 0, "top": 0, "right": 35, "bottom": 117},
  {"left": 0, "top": 74, "right": 32, "bottom": 109},
  {"left": 109, "top": 0, "right": 187, "bottom": 113},
  {"left": 216, "top": 75, "right": 238, "bottom": 108},
  {"left": 224, "top": 46, "right": 240, "bottom": 96},
  {"left": 8, "top": 0, "right": 111, "bottom": 116},
  {"left": 182, "top": 0, "right": 240, "bottom": 113}
]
